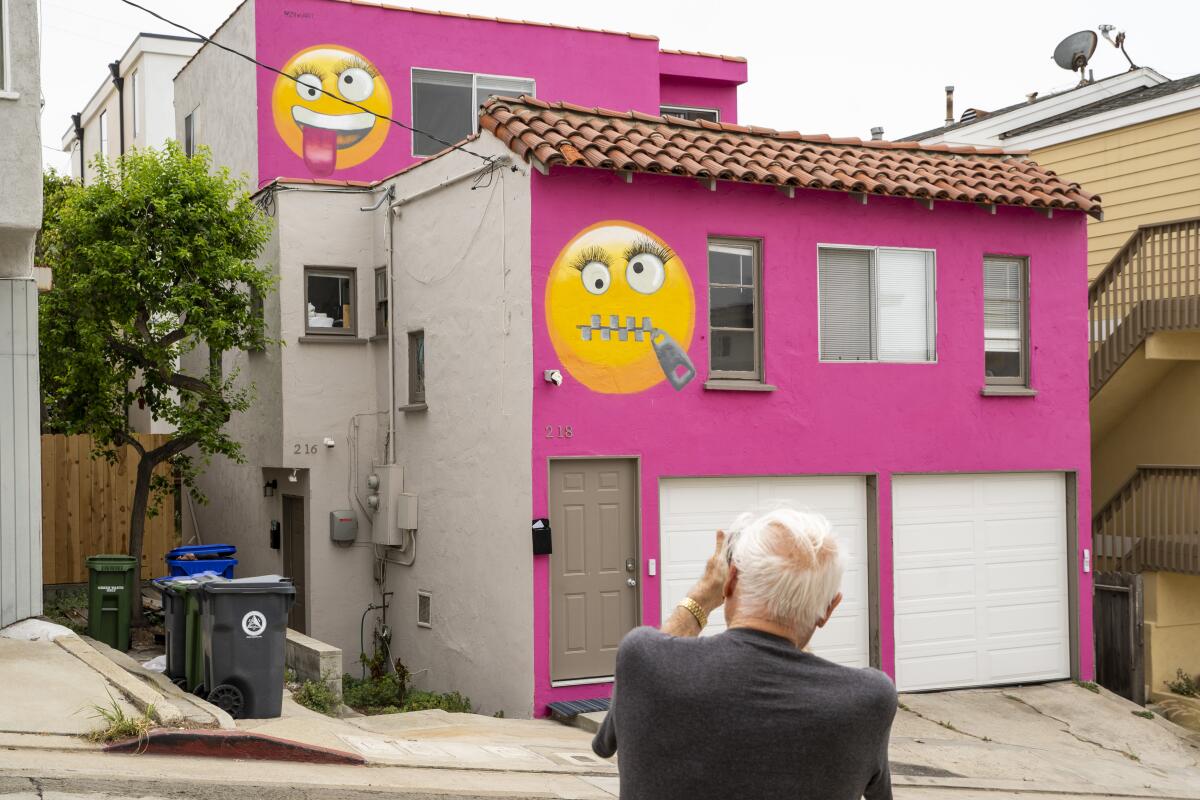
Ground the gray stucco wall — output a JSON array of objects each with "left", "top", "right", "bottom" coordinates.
[{"left": 173, "top": 0, "right": 257, "bottom": 187}]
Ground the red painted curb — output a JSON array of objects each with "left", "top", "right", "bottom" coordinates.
[{"left": 104, "top": 729, "right": 366, "bottom": 765}]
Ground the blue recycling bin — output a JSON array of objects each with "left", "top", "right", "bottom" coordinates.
[{"left": 166, "top": 544, "right": 238, "bottom": 579}]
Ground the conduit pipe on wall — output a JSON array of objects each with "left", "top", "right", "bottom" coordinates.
[{"left": 360, "top": 185, "right": 397, "bottom": 464}]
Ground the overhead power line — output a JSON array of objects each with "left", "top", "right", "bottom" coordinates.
[{"left": 115, "top": 0, "right": 497, "bottom": 165}]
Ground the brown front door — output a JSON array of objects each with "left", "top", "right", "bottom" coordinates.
[
  {"left": 549, "top": 459, "right": 639, "bottom": 682},
  {"left": 282, "top": 495, "right": 307, "bottom": 633}
]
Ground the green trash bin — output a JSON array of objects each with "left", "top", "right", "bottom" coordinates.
[{"left": 86, "top": 555, "right": 138, "bottom": 651}]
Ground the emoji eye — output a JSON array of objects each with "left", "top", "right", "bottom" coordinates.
[
  {"left": 295, "top": 73, "right": 322, "bottom": 101},
  {"left": 626, "top": 252, "right": 666, "bottom": 294},
  {"left": 338, "top": 68, "right": 374, "bottom": 102},
  {"left": 581, "top": 261, "right": 610, "bottom": 295}
]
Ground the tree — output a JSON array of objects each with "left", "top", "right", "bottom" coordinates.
[{"left": 40, "top": 143, "right": 272, "bottom": 624}]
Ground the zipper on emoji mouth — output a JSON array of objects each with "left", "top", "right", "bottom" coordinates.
[{"left": 577, "top": 315, "right": 655, "bottom": 342}]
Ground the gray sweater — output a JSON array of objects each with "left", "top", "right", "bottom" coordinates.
[{"left": 593, "top": 626, "right": 896, "bottom": 800}]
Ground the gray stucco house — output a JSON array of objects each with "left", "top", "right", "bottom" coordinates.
[{"left": 0, "top": 0, "right": 43, "bottom": 627}]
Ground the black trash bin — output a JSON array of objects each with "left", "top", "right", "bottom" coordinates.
[
  {"left": 153, "top": 577, "right": 190, "bottom": 685},
  {"left": 199, "top": 576, "right": 294, "bottom": 719}
]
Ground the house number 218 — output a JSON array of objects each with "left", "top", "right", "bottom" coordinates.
[{"left": 545, "top": 425, "right": 574, "bottom": 439}]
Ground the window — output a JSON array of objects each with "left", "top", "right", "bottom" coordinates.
[
  {"left": 411, "top": 69, "right": 534, "bottom": 156},
  {"left": 130, "top": 69, "right": 139, "bottom": 138},
  {"left": 984, "top": 256, "right": 1028, "bottom": 384},
  {"left": 408, "top": 330, "right": 425, "bottom": 405},
  {"left": 183, "top": 111, "right": 195, "bottom": 156},
  {"left": 98, "top": 110, "right": 109, "bottom": 157},
  {"left": 818, "top": 246, "right": 935, "bottom": 362},
  {"left": 0, "top": 0, "right": 8, "bottom": 92},
  {"left": 708, "top": 239, "right": 762, "bottom": 380},
  {"left": 304, "top": 267, "right": 357, "bottom": 336},
  {"left": 661, "top": 105, "right": 719, "bottom": 123},
  {"left": 374, "top": 266, "right": 388, "bottom": 335}
]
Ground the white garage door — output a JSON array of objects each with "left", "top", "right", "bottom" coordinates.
[
  {"left": 892, "top": 473, "right": 1071, "bottom": 692},
  {"left": 660, "top": 476, "right": 869, "bottom": 668}
]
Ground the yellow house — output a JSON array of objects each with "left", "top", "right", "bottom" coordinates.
[{"left": 908, "top": 66, "right": 1200, "bottom": 704}]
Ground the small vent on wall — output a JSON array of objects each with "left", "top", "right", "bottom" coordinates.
[{"left": 417, "top": 591, "right": 432, "bottom": 628}]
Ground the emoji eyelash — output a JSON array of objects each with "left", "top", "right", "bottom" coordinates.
[
  {"left": 569, "top": 246, "right": 611, "bottom": 272},
  {"left": 334, "top": 56, "right": 380, "bottom": 78},
  {"left": 288, "top": 61, "right": 328, "bottom": 81},
  {"left": 624, "top": 237, "right": 674, "bottom": 264}
]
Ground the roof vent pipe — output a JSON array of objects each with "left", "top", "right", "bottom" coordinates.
[
  {"left": 944, "top": 86, "right": 955, "bottom": 126},
  {"left": 870, "top": 126, "right": 884, "bottom": 141}
]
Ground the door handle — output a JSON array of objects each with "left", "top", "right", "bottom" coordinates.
[{"left": 626, "top": 577, "right": 637, "bottom": 588}]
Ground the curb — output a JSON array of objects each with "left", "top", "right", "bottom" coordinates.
[
  {"left": 54, "top": 635, "right": 184, "bottom": 726},
  {"left": 104, "top": 729, "right": 366, "bottom": 765}
]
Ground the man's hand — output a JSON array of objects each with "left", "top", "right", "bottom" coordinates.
[{"left": 661, "top": 530, "right": 729, "bottom": 637}]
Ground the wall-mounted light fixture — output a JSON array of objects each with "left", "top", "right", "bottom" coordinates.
[
  {"left": 263, "top": 479, "right": 278, "bottom": 498},
  {"left": 288, "top": 468, "right": 299, "bottom": 483}
]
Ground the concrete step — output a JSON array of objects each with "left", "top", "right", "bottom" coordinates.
[{"left": 571, "top": 711, "right": 607, "bottom": 734}]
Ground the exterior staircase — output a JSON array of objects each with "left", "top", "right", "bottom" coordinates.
[{"left": 1093, "top": 465, "right": 1200, "bottom": 576}]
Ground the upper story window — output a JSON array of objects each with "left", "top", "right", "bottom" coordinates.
[
  {"left": 661, "top": 105, "right": 719, "bottom": 123},
  {"left": 131, "top": 69, "right": 140, "bottom": 138},
  {"left": 305, "top": 266, "right": 357, "bottom": 336},
  {"left": 411, "top": 68, "right": 534, "bottom": 157},
  {"left": 818, "top": 246, "right": 936, "bottom": 362},
  {"left": 0, "top": 0, "right": 9, "bottom": 93},
  {"left": 374, "top": 266, "right": 388, "bottom": 336},
  {"left": 708, "top": 239, "right": 763, "bottom": 381},
  {"left": 984, "top": 256, "right": 1028, "bottom": 385},
  {"left": 183, "top": 111, "right": 195, "bottom": 156},
  {"left": 408, "top": 330, "right": 426, "bottom": 405},
  {"left": 99, "top": 110, "right": 109, "bottom": 157}
]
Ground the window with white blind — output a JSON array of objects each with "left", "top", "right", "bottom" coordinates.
[
  {"left": 983, "top": 256, "right": 1027, "bottom": 384},
  {"left": 818, "top": 246, "right": 935, "bottom": 362},
  {"left": 411, "top": 68, "right": 534, "bottom": 156}
]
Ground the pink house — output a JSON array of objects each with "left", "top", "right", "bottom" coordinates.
[{"left": 178, "top": 0, "right": 1100, "bottom": 718}]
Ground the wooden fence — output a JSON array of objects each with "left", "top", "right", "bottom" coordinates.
[{"left": 41, "top": 433, "right": 179, "bottom": 585}]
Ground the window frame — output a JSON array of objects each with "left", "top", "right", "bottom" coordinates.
[
  {"left": 660, "top": 104, "right": 720, "bottom": 123},
  {"left": 98, "top": 109, "right": 109, "bottom": 158},
  {"left": 982, "top": 255, "right": 1029, "bottom": 387},
  {"left": 374, "top": 266, "right": 389, "bottom": 336},
  {"left": 707, "top": 236, "right": 765, "bottom": 382},
  {"left": 0, "top": 0, "right": 10, "bottom": 95},
  {"left": 409, "top": 67, "right": 535, "bottom": 157},
  {"left": 816, "top": 243, "right": 937, "bottom": 364},
  {"left": 130, "top": 68, "right": 140, "bottom": 138},
  {"left": 183, "top": 110, "right": 195, "bottom": 156},
  {"left": 303, "top": 266, "right": 358, "bottom": 337},
  {"left": 407, "top": 329, "right": 426, "bottom": 405}
]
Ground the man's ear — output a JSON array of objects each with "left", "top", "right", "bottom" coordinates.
[
  {"left": 724, "top": 565, "right": 739, "bottom": 599},
  {"left": 815, "top": 592, "right": 843, "bottom": 629}
]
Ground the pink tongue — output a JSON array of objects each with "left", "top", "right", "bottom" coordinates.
[{"left": 302, "top": 126, "right": 338, "bottom": 176}]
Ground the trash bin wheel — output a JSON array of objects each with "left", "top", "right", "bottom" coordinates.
[
  {"left": 171, "top": 676, "right": 187, "bottom": 689},
  {"left": 207, "top": 683, "right": 245, "bottom": 719}
]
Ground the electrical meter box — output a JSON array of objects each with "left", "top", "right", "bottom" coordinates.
[
  {"left": 395, "top": 493, "right": 418, "bottom": 531},
  {"left": 329, "top": 510, "right": 358, "bottom": 543}
]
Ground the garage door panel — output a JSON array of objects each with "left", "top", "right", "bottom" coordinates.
[
  {"left": 893, "top": 472, "right": 1069, "bottom": 692},
  {"left": 661, "top": 476, "right": 869, "bottom": 667}
]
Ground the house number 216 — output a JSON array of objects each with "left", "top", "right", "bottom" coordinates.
[
  {"left": 293, "top": 443, "right": 319, "bottom": 455},
  {"left": 545, "top": 425, "right": 573, "bottom": 439}
]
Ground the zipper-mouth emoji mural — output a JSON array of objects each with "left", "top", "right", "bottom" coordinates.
[
  {"left": 546, "top": 222, "right": 696, "bottom": 393},
  {"left": 272, "top": 45, "right": 392, "bottom": 177}
]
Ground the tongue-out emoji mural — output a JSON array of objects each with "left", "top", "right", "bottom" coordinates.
[
  {"left": 546, "top": 221, "right": 696, "bottom": 394},
  {"left": 272, "top": 45, "right": 392, "bottom": 177}
]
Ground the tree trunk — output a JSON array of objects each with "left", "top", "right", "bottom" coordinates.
[{"left": 127, "top": 454, "right": 157, "bottom": 628}]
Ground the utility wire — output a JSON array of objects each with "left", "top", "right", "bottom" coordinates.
[{"left": 115, "top": 0, "right": 498, "bottom": 165}]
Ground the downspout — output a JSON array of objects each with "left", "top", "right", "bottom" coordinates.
[
  {"left": 71, "top": 113, "right": 84, "bottom": 184},
  {"left": 359, "top": 185, "right": 397, "bottom": 464},
  {"left": 108, "top": 61, "right": 125, "bottom": 157}
]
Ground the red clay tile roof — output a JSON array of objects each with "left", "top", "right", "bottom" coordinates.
[{"left": 480, "top": 96, "right": 1103, "bottom": 218}]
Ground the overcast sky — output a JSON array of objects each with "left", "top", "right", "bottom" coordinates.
[{"left": 39, "top": 0, "right": 1200, "bottom": 174}]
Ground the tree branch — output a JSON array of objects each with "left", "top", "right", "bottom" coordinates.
[
  {"left": 113, "top": 429, "right": 147, "bottom": 457},
  {"left": 166, "top": 371, "right": 222, "bottom": 399},
  {"left": 146, "top": 433, "right": 199, "bottom": 466}
]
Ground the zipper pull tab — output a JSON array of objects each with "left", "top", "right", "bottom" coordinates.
[{"left": 651, "top": 329, "right": 696, "bottom": 391}]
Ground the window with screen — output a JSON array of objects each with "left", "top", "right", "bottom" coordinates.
[
  {"left": 660, "top": 105, "right": 719, "bottom": 122},
  {"left": 983, "top": 256, "right": 1027, "bottom": 384},
  {"left": 183, "top": 111, "right": 195, "bottom": 156},
  {"left": 818, "top": 246, "right": 935, "bottom": 362},
  {"left": 374, "top": 267, "right": 388, "bottom": 335},
  {"left": 411, "top": 68, "right": 533, "bottom": 156},
  {"left": 708, "top": 239, "right": 762, "bottom": 380},
  {"left": 408, "top": 330, "right": 426, "bottom": 405},
  {"left": 304, "top": 267, "right": 356, "bottom": 336}
]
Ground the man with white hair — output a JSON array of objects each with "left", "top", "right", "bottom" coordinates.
[{"left": 593, "top": 507, "right": 897, "bottom": 799}]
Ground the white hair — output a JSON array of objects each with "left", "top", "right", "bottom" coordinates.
[{"left": 726, "top": 507, "right": 845, "bottom": 637}]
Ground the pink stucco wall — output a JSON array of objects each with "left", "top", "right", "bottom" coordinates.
[
  {"left": 253, "top": 0, "right": 742, "bottom": 185},
  {"left": 530, "top": 168, "right": 1094, "bottom": 713}
]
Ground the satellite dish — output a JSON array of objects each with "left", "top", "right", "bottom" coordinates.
[{"left": 1053, "top": 30, "right": 1098, "bottom": 78}]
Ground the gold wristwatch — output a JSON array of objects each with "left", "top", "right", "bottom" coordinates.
[{"left": 678, "top": 597, "right": 707, "bottom": 629}]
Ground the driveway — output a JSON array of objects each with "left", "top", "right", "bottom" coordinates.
[{"left": 892, "top": 681, "right": 1200, "bottom": 797}]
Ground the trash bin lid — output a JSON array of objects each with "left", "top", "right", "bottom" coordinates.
[
  {"left": 166, "top": 544, "right": 237, "bottom": 558},
  {"left": 201, "top": 575, "right": 294, "bottom": 595},
  {"left": 86, "top": 554, "right": 138, "bottom": 571}
]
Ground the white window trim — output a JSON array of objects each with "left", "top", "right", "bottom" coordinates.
[
  {"left": 130, "top": 68, "right": 140, "bottom": 138},
  {"left": 817, "top": 242, "right": 938, "bottom": 364},
  {"left": 0, "top": 0, "right": 16, "bottom": 100},
  {"left": 409, "top": 66, "right": 535, "bottom": 157},
  {"left": 660, "top": 104, "right": 720, "bottom": 121}
]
